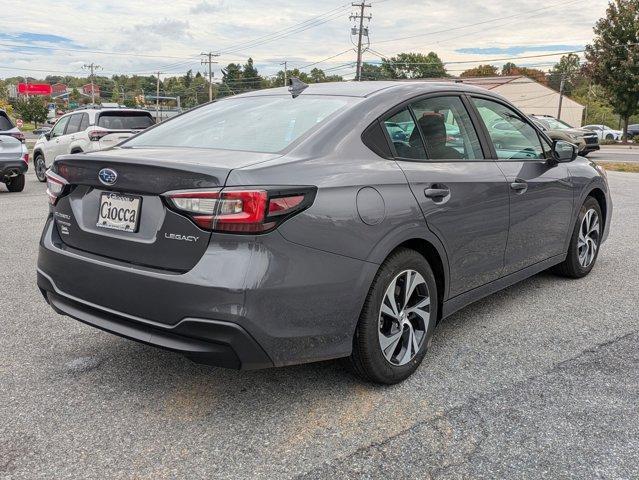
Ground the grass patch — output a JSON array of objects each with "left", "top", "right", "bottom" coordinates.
[{"left": 597, "top": 162, "right": 639, "bottom": 173}]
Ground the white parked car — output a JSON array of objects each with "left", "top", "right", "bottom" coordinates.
[
  {"left": 582, "top": 124, "right": 622, "bottom": 141},
  {"left": 32, "top": 107, "right": 154, "bottom": 182}
]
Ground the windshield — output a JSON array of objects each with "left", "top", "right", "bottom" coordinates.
[
  {"left": 97, "top": 112, "right": 154, "bottom": 130},
  {"left": 536, "top": 117, "right": 573, "bottom": 130},
  {"left": 123, "top": 95, "right": 353, "bottom": 153},
  {"left": 0, "top": 112, "right": 13, "bottom": 130}
]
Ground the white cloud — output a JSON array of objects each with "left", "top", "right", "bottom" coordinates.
[
  {"left": 190, "top": 0, "right": 226, "bottom": 14},
  {"left": 0, "top": 0, "right": 608, "bottom": 80}
]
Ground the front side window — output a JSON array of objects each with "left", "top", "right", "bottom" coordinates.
[
  {"left": 410, "top": 96, "right": 483, "bottom": 160},
  {"left": 124, "top": 96, "right": 352, "bottom": 153},
  {"left": 50, "top": 116, "right": 70, "bottom": 138},
  {"left": 383, "top": 108, "right": 426, "bottom": 160},
  {"left": 473, "top": 98, "right": 546, "bottom": 160}
]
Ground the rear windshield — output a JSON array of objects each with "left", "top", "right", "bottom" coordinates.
[
  {"left": 123, "top": 96, "right": 353, "bottom": 153},
  {"left": 97, "top": 111, "right": 154, "bottom": 130},
  {"left": 0, "top": 112, "right": 13, "bottom": 130}
]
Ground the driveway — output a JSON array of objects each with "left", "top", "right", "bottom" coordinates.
[{"left": 1, "top": 171, "right": 637, "bottom": 479}]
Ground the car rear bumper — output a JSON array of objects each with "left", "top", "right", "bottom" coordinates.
[
  {"left": 0, "top": 160, "right": 28, "bottom": 176},
  {"left": 37, "top": 216, "right": 376, "bottom": 368},
  {"left": 38, "top": 272, "right": 273, "bottom": 369}
]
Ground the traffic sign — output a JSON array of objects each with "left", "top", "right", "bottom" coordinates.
[{"left": 16, "top": 119, "right": 23, "bottom": 128}]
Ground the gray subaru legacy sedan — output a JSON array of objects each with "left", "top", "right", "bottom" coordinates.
[{"left": 37, "top": 81, "right": 611, "bottom": 384}]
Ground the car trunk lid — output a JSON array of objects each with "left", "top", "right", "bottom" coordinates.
[{"left": 51, "top": 147, "right": 280, "bottom": 271}]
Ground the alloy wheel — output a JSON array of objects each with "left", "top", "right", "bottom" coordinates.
[
  {"left": 35, "top": 156, "right": 47, "bottom": 182},
  {"left": 378, "top": 269, "right": 430, "bottom": 366},
  {"left": 578, "top": 208, "right": 599, "bottom": 268}
]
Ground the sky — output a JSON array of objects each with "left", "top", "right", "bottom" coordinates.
[{"left": 0, "top": 0, "right": 609, "bottom": 81}]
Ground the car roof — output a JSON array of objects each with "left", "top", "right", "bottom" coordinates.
[{"left": 234, "top": 80, "right": 501, "bottom": 99}]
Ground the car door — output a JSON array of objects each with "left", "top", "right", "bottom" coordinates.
[
  {"left": 44, "top": 115, "right": 71, "bottom": 163},
  {"left": 383, "top": 95, "right": 510, "bottom": 298},
  {"left": 470, "top": 96, "right": 573, "bottom": 275},
  {"left": 60, "top": 113, "right": 83, "bottom": 154}
]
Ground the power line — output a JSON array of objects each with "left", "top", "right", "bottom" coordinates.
[
  {"left": 373, "top": 0, "right": 583, "bottom": 45},
  {"left": 217, "top": 3, "right": 351, "bottom": 54}
]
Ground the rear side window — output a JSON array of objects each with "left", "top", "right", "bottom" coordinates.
[
  {"left": 79, "top": 113, "right": 89, "bottom": 131},
  {"left": 383, "top": 108, "right": 427, "bottom": 160},
  {"left": 97, "top": 112, "right": 154, "bottom": 130},
  {"left": 0, "top": 112, "right": 13, "bottom": 130},
  {"left": 65, "top": 114, "right": 83, "bottom": 135},
  {"left": 124, "top": 96, "right": 352, "bottom": 153},
  {"left": 410, "top": 96, "right": 483, "bottom": 160}
]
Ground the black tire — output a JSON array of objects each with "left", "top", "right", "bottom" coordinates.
[
  {"left": 5, "top": 174, "right": 25, "bottom": 192},
  {"left": 347, "top": 248, "right": 439, "bottom": 384},
  {"left": 605, "top": 134, "right": 614, "bottom": 140},
  {"left": 553, "top": 196, "right": 602, "bottom": 278},
  {"left": 34, "top": 154, "right": 47, "bottom": 182}
]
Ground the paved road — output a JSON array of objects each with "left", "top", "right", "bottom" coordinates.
[
  {"left": 590, "top": 146, "right": 639, "bottom": 163},
  {"left": 1, "top": 171, "right": 638, "bottom": 479}
]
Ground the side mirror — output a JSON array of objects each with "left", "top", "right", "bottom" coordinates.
[
  {"left": 44, "top": 132, "right": 51, "bottom": 141},
  {"left": 552, "top": 140, "right": 577, "bottom": 163}
]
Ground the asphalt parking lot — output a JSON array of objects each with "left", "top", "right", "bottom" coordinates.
[
  {"left": 1, "top": 170, "right": 638, "bottom": 479},
  {"left": 590, "top": 146, "right": 639, "bottom": 163}
]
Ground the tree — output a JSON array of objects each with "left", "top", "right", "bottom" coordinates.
[
  {"left": 14, "top": 96, "right": 48, "bottom": 127},
  {"left": 360, "top": 62, "right": 388, "bottom": 80},
  {"left": 381, "top": 52, "right": 447, "bottom": 79},
  {"left": 548, "top": 53, "right": 581, "bottom": 95},
  {"left": 460, "top": 64, "right": 499, "bottom": 78},
  {"left": 242, "top": 58, "right": 262, "bottom": 90},
  {"left": 500, "top": 63, "right": 548, "bottom": 84},
  {"left": 585, "top": 0, "right": 639, "bottom": 141}
]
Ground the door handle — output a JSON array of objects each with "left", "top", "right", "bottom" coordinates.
[
  {"left": 510, "top": 180, "right": 528, "bottom": 193},
  {"left": 424, "top": 186, "right": 450, "bottom": 199}
]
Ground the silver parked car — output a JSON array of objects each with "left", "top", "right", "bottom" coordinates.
[
  {"left": 38, "top": 81, "right": 611, "bottom": 384},
  {"left": 0, "top": 109, "right": 29, "bottom": 192}
]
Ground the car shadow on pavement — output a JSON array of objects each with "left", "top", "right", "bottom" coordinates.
[{"left": 59, "top": 269, "right": 565, "bottom": 408}]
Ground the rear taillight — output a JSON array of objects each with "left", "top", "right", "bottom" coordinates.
[
  {"left": 11, "top": 132, "right": 25, "bottom": 143},
  {"left": 45, "top": 170, "right": 68, "bottom": 206},
  {"left": 165, "top": 187, "right": 316, "bottom": 233},
  {"left": 88, "top": 130, "right": 109, "bottom": 141},
  {"left": 22, "top": 153, "right": 29, "bottom": 165}
]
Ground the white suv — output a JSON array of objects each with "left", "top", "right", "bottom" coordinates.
[{"left": 33, "top": 107, "right": 154, "bottom": 182}]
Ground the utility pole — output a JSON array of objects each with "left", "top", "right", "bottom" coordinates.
[
  {"left": 557, "top": 75, "right": 565, "bottom": 120},
  {"left": 82, "top": 63, "right": 102, "bottom": 104},
  {"left": 350, "top": 2, "right": 371, "bottom": 81},
  {"left": 201, "top": 52, "right": 219, "bottom": 102},
  {"left": 280, "top": 61, "right": 288, "bottom": 86},
  {"left": 155, "top": 72, "right": 161, "bottom": 122}
]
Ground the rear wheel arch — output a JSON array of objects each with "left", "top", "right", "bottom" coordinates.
[
  {"left": 385, "top": 238, "right": 447, "bottom": 324},
  {"left": 70, "top": 147, "right": 84, "bottom": 154}
]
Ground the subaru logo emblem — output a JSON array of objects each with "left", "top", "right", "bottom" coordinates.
[{"left": 98, "top": 168, "right": 117, "bottom": 186}]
